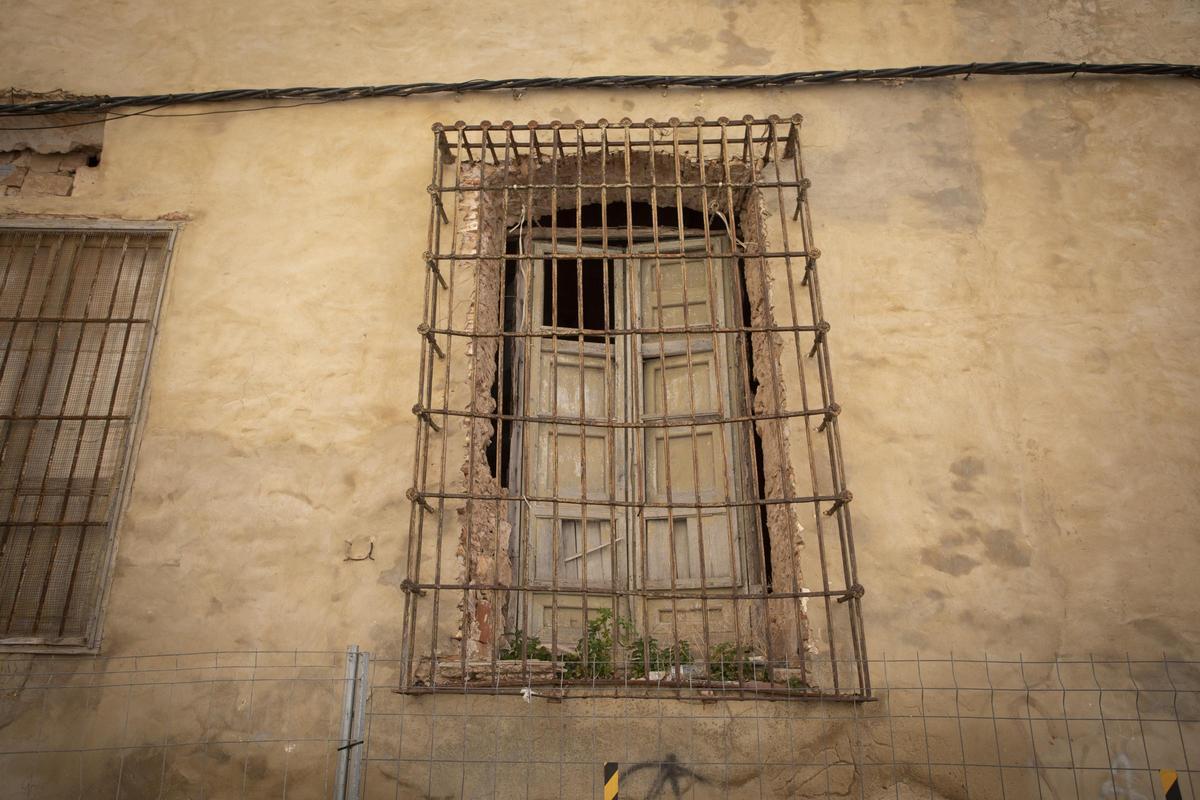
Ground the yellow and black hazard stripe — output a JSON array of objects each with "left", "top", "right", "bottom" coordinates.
[
  {"left": 603, "top": 762, "right": 619, "bottom": 800},
  {"left": 1161, "top": 769, "right": 1182, "bottom": 800}
]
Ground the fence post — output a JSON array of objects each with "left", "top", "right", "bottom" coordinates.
[{"left": 333, "top": 645, "right": 370, "bottom": 800}]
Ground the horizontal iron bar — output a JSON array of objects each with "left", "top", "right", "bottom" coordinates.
[
  {"left": 416, "top": 489, "right": 844, "bottom": 509},
  {"left": 0, "top": 317, "right": 152, "bottom": 324},
  {"left": 441, "top": 117, "right": 793, "bottom": 132},
  {"left": 425, "top": 250, "right": 814, "bottom": 261},
  {"left": 4, "top": 63, "right": 1196, "bottom": 116},
  {"left": 436, "top": 180, "right": 811, "bottom": 192},
  {"left": 0, "top": 522, "right": 110, "bottom": 528},
  {"left": 0, "top": 414, "right": 132, "bottom": 421},
  {"left": 425, "top": 322, "right": 823, "bottom": 337},
  {"left": 528, "top": 226, "right": 708, "bottom": 240},
  {"left": 402, "top": 583, "right": 860, "bottom": 601},
  {"left": 447, "top": 136, "right": 791, "bottom": 155},
  {"left": 416, "top": 405, "right": 832, "bottom": 428},
  {"left": 401, "top": 682, "right": 871, "bottom": 701}
]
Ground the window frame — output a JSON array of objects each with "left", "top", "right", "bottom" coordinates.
[
  {"left": 400, "top": 116, "right": 870, "bottom": 700},
  {"left": 0, "top": 217, "right": 180, "bottom": 653},
  {"left": 508, "top": 234, "right": 764, "bottom": 642}
]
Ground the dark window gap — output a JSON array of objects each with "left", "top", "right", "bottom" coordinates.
[
  {"left": 488, "top": 254, "right": 522, "bottom": 486},
  {"left": 738, "top": 251, "right": 772, "bottom": 592},
  {"left": 532, "top": 202, "right": 708, "bottom": 231},
  {"left": 542, "top": 257, "right": 612, "bottom": 342}
]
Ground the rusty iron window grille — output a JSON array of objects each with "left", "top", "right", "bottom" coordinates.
[
  {"left": 0, "top": 221, "right": 175, "bottom": 649},
  {"left": 400, "top": 116, "right": 868, "bottom": 700}
]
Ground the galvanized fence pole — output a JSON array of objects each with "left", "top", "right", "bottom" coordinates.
[{"left": 333, "top": 645, "right": 370, "bottom": 800}]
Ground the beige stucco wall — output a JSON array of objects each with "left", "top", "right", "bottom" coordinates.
[{"left": 1, "top": 1, "right": 1199, "bottom": 797}]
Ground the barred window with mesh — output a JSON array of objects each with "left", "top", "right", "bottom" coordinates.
[
  {"left": 400, "top": 117, "right": 869, "bottom": 699},
  {"left": 0, "top": 225, "right": 172, "bottom": 648}
]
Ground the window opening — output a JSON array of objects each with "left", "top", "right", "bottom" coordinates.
[
  {"left": 739, "top": 252, "right": 773, "bottom": 593},
  {"left": 402, "top": 117, "right": 868, "bottom": 700},
  {"left": 541, "top": 256, "right": 612, "bottom": 341},
  {"left": 0, "top": 224, "right": 174, "bottom": 648}
]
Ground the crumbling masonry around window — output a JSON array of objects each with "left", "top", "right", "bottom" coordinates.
[{"left": 400, "top": 116, "right": 868, "bottom": 700}]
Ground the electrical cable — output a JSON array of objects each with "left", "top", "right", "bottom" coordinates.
[{"left": 0, "top": 61, "right": 1195, "bottom": 126}]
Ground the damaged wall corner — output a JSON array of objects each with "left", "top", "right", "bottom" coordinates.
[{"left": 1, "top": 110, "right": 104, "bottom": 197}]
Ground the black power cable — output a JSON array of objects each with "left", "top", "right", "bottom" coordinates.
[{"left": 1, "top": 61, "right": 1196, "bottom": 121}]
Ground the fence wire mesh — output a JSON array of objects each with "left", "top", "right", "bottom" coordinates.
[
  {"left": 360, "top": 653, "right": 1200, "bottom": 799},
  {"left": 1, "top": 649, "right": 1197, "bottom": 799},
  {"left": 0, "top": 649, "right": 353, "bottom": 799}
]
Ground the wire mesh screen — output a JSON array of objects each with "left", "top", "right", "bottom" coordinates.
[
  {"left": 362, "top": 653, "right": 1200, "bottom": 800},
  {"left": 0, "top": 649, "right": 354, "bottom": 798},
  {"left": 0, "top": 227, "right": 172, "bottom": 646},
  {"left": 400, "top": 116, "right": 868, "bottom": 700},
  {"left": 2, "top": 650, "right": 1197, "bottom": 798}
]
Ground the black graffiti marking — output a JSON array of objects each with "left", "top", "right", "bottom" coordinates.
[{"left": 623, "top": 753, "right": 709, "bottom": 799}]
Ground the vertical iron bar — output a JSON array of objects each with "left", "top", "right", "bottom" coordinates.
[
  {"left": 58, "top": 236, "right": 153, "bottom": 639},
  {"left": 645, "top": 118, "right": 685, "bottom": 687},
  {"left": 718, "top": 119, "right": 774, "bottom": 686},
  {"left": 793, "top": 121, "right": 869, "bottom": 693},
  {"left": 515, "top": 127, "right": 539, "bottom": 679},
  {"left": 459, "top": 120, "right": 489, "bottom": 689},
  {"left": 2, "top": 232, "right": 74, "bottom": 634},
  {"left": 399, "top": 128, "right": 446, "bottom": 691},
  {"left": 599, "top": 120, "right": 623, "bottom": 682},
  {"left": 0, "top": 231, "right": 56, "bottom": 624},
  {"left": 669, "top": 120, "right": 713, "bottom": 679},
  {"left": 693, "top": 120, "right": 748, "bottom": 690},
  {"left": 23, "top": 232, "right": 94, "bottom": 635},
  {"left": 548, "top": 122, "right": 563, "bottom": 674},
  {"left": 743, "top": 115, "right": 813, "bottom": 685},
  {"left": 621, "top": 120, "right": 654, "bottom": 691},
  {"left": 426, "top": 125, "right": 466, "bottom": 688},
  {"left": 487, "top": 122, "right": 515, "bottom": 684},
  {"left": 456, "top": 117, "right": 488, "bottom": 691},
  {"left": 574, "top": 122, "right": 594, "bottom": 678},
  {"left": 758, "top": 117, "right": 808, "bottom": 680}
]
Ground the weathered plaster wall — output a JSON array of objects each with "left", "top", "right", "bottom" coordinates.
[
  {"left": 1, "top": 1, "right": 1198, "bottom": 796},
  {"left": 0, "top": 84, "right": 1192, "bottom": 661},
  {"left": 2, "top": 0, "right": 1197, "bottom": 93}
]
